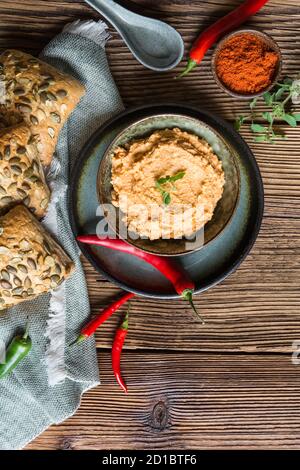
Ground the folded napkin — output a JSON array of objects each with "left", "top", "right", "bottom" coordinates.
[{"left": 0, "top": 20, "right": 124, "bottom": 450}]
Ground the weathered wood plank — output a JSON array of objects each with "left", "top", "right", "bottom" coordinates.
[
  {"left": 73, "top": 114, "right": 300, "bottom": 354},
  {"left": 85, "top": 220, "right": 300, "bottom": 352},
  {"left": 241, "top": 126, "right": 300, "bottom": 217},
  {"left": 0, "top": 1, "right": 299, "bottom": 120},
  {"left": 26, "top": 351, "right": 300, "bottom": 450},
  {"left": 1, "top": 0, "right": 300, "bottom": 450},
  {"left": 1, "top": 1, "right": 293, "bottom": 352}
]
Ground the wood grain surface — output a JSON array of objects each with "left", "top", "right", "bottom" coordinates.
[
  {"left": 0, "top": 0, "right": 298, "bottom": 450},
  {"left": 87, "top": 126, "right": 300, "bottom": 353},
  {"left": 27, "top": 352, "right": 300, "bottom": 450}
]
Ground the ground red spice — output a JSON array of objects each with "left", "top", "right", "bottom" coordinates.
[{"left": 215, "top": 33, "right": 279, "bottom": 94}]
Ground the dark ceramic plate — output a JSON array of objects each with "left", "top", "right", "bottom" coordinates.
[{"left": 69, "top": 104, "right": 264, "bottom": 299}]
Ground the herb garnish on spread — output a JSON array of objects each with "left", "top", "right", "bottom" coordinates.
[{"left": 155, "top": 171, "right": 185, "bottom": 205}]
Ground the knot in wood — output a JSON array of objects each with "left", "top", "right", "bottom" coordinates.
[
  {"left": 60, "top": 438, "right": 73, "bottom": 450},
  {"left": 150, "top": 400, "right": 169, "bottom": 430}
]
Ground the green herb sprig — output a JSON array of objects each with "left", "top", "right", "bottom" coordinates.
[
  {"left": 234, "top": 77, "right": 300, "bottom": 143},
  {"left": 155, "top": 171, "right": 185, "bottom": 205}
]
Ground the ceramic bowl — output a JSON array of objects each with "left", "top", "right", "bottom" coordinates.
[
  {"left": 97, "top": 114, "right": 240, "bottom": 256},
  {"left": 211, "top": 28, "right": 282, "bottom": 99}
]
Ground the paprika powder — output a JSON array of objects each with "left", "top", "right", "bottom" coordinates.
[{"left": 215, "top": 32, "right": 279, "bottom": 94}]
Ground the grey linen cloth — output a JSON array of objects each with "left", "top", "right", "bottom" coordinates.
[{"left": 0, "top": 20, "right": 124, "bottom": 449}]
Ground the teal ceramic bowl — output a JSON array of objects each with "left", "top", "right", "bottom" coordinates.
[
  {"left": 70, "top": 103, "right": 264, "bottom": 299},
  {"left": 97, "top": 114, "right": 240, "bottom": 256}
]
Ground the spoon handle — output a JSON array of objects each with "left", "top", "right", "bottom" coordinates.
[{"left": 85, "top": 0, "right": 132, "bottom": 28}]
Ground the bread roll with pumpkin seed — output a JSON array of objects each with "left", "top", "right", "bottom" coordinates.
[
  {"left": 0, "top": 123, "right": 50, "bottom": 218},
  {"left": 0, "top": 204, "right": 74, "bottom": 310},
  {"left": 0, "top": 49, "right": 85, "bottom": 166}
]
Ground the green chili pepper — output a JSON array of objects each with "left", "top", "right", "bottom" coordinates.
[{"left": 0, "top": 324, "right": 32, "bottom": 379}]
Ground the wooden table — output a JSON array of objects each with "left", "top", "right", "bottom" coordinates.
[{"left": 2, "top": 0, "right": 299, "bottom": 450}]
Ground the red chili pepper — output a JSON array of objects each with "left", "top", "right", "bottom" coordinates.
[
  {"left": 70, "top": 291, "right": 134, "bottom": 345},
  {"left": 77, "top": 235, "right": 203, "bottom": 323},
  {"left": 180, "top": 0, "right": 269, "bottom": 77},
  {"left": 112, "top": 306, "right": 130, "bottom": 394}
]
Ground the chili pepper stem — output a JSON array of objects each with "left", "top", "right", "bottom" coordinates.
[
  {"left": 121, "top": 308, "right": 129, "bottom": 331},
  {"left": 178, "top": 58, "right": 198, "bottom": 78},
  {"left": 69, "top": 333, "right": 87, "bottom": 347},
  {"left": 23, "top": 322, "right": 30, "bottom": 340},
  {"left": 182, "top": 289, "right": 204, "bottom": 324}
]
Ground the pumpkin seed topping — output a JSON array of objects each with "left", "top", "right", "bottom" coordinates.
[
  {"left": 1, "top": 269, "right": 10, "bottom": 281},
  {"left": 17, "top": 146, "right": 26, "bottom": 154},
  {"left": 4, "top": 145, "right": 10, "bottom": 159},
  {"left": 12, "top": 287, "right": 23, "bottom": 295},
  {"left": 14, "top": 87, "right": 25, "bottom": 96},
  {"left": 0, "top": 280, "right": 12, "bottom": 289},
  {"left": 47, "top": 91, "right": 57, "bottom": 102},
  {"left": 27, "top": 258, "right": 37, "bottom": 270},
  {"left": 43, "top": 240, "right": 51, "bottom": 255},
  {"left": 41, "top": 198, "right": 49, "bottom": 209},
  {"left": 7, "top": 265, "right": 17, "bottom": 274},
  {"left": 9, "top": 156, "right": 21, "bottom": 164},
  {"left": 13, "top": 276, "right": 22, "bottom": 287},
  {"left": 18, "top": 264, "right": 28, "bottom": 273},
  {"left": 48, "top": 127, "right": 55, "bottom": 138},
  {"left": 45, "top": 255, "right": 55, "bottom": 267},
  {"left": 0, "top": 196, "right": 13, "bottom": 204},
  {"left": 17, "top": 188, "right": 27, "bottom": 198},
  {"left": 38, "top": 82, "right": 49, "bottom": 91},
  {"left": 11, "top": 165, "right": 22, "bottom": 175},
  {"left": 3, "top": 167, "right": 11, "bottom": 178},
  {"left": 17, "top": 103, "right": 32, "bottom": 113},
  {"left": 50, "top": 112, "right": 61, "bottom": 123},
  {"left": 19, "top": 239, "right": 31, "bottom": 251},
  {"left": 2, "top": 289, "right": 11, "bottom": 297},
  {"left": 56, "top": 89, "right": 67, "bottom": 98},
  {"left": 24, "top": 276, "right": 32, "bottom": 288},
  {"left": 30, "top": 115, "right": 39, "bottom": 125},
  {"left": 50, "top": 275, "right": 61, "bottom": 288}
]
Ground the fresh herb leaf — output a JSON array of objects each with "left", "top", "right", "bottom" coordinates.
[
  {"left": 262, "top": 112, "right": 273, "bottom": 123},
  {"left": 272, "top": 132, "right": 286, "bottom": 139},
  {"left": 251, "top": 123, "right": 267, "bottom": 133},
  {"left": 169, "top": 171, "right": 185, "bottom": 182},
  {"left": 155, "top": 181, "right": 163, "bottom": 192},
  {"left": 155, "top": 171, "right": 185, "bottom": 205},
  {"left": 283, "top": 113, "right": 297, "bottom": 127},
  {"left": 254, "top": 135, "right": 269, "bottom": 142},
  {"left": 234, "top": 116, "right": 245, "bottom": 131},
  {"left": 275, "top": 87, "right": 285, "bottom": 101},
  {"left": 263, "top": 91, "right": 273, "bottom": 106},
  {"left": 157, "top": 171, "right": 185, "bottom": 186},
  {"left": 234, "top": 75, "right": 300, "bottom": 143},
  {"left": 157, "top": 176, "right": 170, "bottom": 185},
  {"left": 284, "top": 77, "right": 293, "bottom": 86}
]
